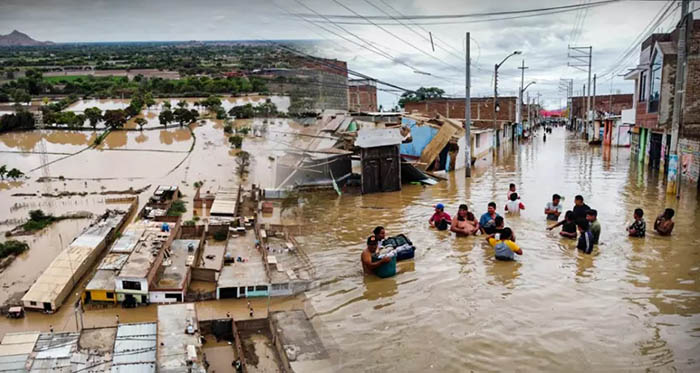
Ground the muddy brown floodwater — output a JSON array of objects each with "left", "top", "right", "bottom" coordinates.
[{"left": 298, "top": 128, "right": 700, "bottom": 372}]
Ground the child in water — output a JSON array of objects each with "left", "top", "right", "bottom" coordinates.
[
  {"left": 627, "top": 208, "right": 646, "bottom": 237},
  {"left": 505, "top": 192, "right": 525, "bottom": 214},
  {"left": 547, "top": 210, "right": 577, "bottom": 239}
]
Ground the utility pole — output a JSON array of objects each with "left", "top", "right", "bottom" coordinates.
[
  {"left": 582, "top": 84, "right": 586, "bottom": 132},
  {"left": 465, "top": 32, "right": 472, "bottom": 177},
  {"left": 526, "top": 91, "right": 530, "bottom": 131},
  {"left": 568, "top": 46, "right": 593, "bottom": 136},
  {"left": 494, "top": 51, "right": 522, "bottom": 146},
  {"left": 593, "top": 73, "right": 597, "bottom": 140},
  {"left": 667, "top": 0, "right": 690, "bottom": 197},
  {"left": 516, "top": 60, "right": 528, "bottom": 126}
]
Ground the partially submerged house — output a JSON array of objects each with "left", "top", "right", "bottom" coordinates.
[
  {"left": 22, "top": 208, "right": 131, "bottom": 313},
  {"left": 149, "top": 238, "right": 201, "bottom": 303},
  {"left": 157, "top": 303, "right": 206, "bottom": 372},
  {"left": 355, "top": 128, "right": 403, "bottom": 194}
]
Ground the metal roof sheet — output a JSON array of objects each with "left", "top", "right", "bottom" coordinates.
[
  {"left": 355, "top": 128, "right": 403, "bottom": 148},
  {"left": 112, "top": 323, "right": 156, "bottom": 373}
]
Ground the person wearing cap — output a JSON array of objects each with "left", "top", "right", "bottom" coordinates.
[
  {"left": 429, "top": 203, "right": 452, "bottom": 230},
  {"left": 361, "top": 236, "right": 391, "bottom": 275}
]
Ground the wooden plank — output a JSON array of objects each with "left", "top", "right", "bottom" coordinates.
[{"left": 416, "top": 121, "right": 458, "bottom": 170}]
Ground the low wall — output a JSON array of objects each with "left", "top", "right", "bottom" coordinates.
[{"left": 191, "top": 267, "right": 218, "bottom": 282}]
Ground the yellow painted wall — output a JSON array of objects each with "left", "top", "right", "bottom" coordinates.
[{"left": 82, "top": 289, "right": 117, "bottom": 304}]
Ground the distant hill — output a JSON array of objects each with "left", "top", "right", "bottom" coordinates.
[{"left": 0, "top": 30, "right": 54, "bottom": 47}]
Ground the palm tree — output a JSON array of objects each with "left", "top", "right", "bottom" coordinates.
[{"left": 6, "top": 168, "right": 24, "bottom": 180}]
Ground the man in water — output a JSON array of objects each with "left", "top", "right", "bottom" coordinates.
[
  {"left": 451, "top": 204, "right": 479, "bottom": 236},
  {"left": 577, "top": 221, "right": 594, "bottom": 254},
  {"left": 586, "top": 209, "right": 601, "bottom": 244},
  {"left": 488, "top": 216, "right": 517, "bottom": 242},
  {"left": 373, "top": 226, "right": 386, "bottom": 246},
  {"left": 654, "top": 208, "right": 675, "bottom": 236},
  {"left": 479, "top": 202, "right": 501, "bottom": 235},
  {"left": 544, "top": 194, "right": 563, "bottom": 221},
  {"left": 361, "top": 236, "right": 391, "bottom": 275},
  {"left": 572, "top": 195, "right": 591, "bottom": 223},
  {"left": 429, "top": 203, "right": 452, "bottom": 230},
  {"left": 505, "top": 192, "right": 525, "bottom": 214}
]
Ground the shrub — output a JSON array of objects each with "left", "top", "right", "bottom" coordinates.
[
  {"left": 166, "top": 200, "right": 187, "bottom": 216},
  {"left": 0, "top": 240, "right": 29, "bottom": 258}
]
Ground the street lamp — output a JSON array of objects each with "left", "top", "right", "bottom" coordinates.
[
  {"left": 522, "top": 81, "right": 536, "bottom": 93},
  {"left": 494, "top": 51, "right": 522, "bottom": 142}
]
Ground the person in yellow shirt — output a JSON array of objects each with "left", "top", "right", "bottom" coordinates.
[{"left": 485, "top": 227, "right": 522, "bottom": 261}]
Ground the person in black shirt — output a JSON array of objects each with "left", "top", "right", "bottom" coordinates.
[
  {"left": 572, "top": 195, "right": 590, "bottom": 223},
  {"left": 547, "top": 210, "right": 577, "bottom": 239}
]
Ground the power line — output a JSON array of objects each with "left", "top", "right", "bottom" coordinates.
[
  {"left": 330, "top": 0, "right": 464, "bottom": 73},
  {"left": 293, "top": 0, "right": 620, "bottom": 21}
]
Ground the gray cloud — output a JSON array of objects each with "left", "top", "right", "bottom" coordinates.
[{"left": 0, "top": 0, "right": 683, "bottom": 109}]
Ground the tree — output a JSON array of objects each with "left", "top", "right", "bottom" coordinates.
[
  {"left": 397, "top": 87, "right": 445, "bottom": 108},
  {"left": 0, "top": 165, "right": 7, "bottom": 180},
  {"left": 235, "top": 150, "right": 251, "bottom": 179},
  {"left": 162, "top": 101, "right": 172, "bottom": 109},
  {"left": 200, "top": 95, "right": 222, "bottom": 109},
  {"left": 135, "top": 117, "right": 148, "bottom": 131},
  {"left": 74, "top": 114, "right": 87, "bottom": 128},
  {"left": 159, "top": 109, "right": 174, "bottom": 127},
  {"left": 103, "top": 109, "right": 127, "bottom": 129},
  {"left": 84, "top": 107, "right": 102, "bottom": 129},
  {"left": 229, "top": 135, "right": 243, "bottom": 149},
  {"left": 11, "top": 89, "right": 31, "bottom": 105},
  {"left": 6, "top": 168, "right": 24, "bottom": 180},
  {"left": 177, "top": 100, "right": 188, "bottom": 109}
]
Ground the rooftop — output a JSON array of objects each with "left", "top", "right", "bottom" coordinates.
[
  {"left": 218, "top": 234, "right": 268, "bottom": 288},
  {"left": 22, "top": 210, "right": 128, "bottom": 308},
  {"left": 85, "top": 269, "right": 118, "bottom": 291},
  {"left": 153, "top": 239, "right": 199, "bottom": 290},
  {"left": 210, "top": 187, "right": 238, "bottom": 216},
  {"left": 270, "top": 310, "right": 330, "bottom": 370},
  {"left": 117, "top": 221, "right": 174, "bottom": 279},
  {"left": 112, "top": 322, "right": 157, "bottom": 373},
  {"left": 157, "top": 304, "right": 205, "bottom": 372}
]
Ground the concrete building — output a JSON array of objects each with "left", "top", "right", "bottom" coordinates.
[
  {"left": 348, "top": 79, "right": 378, "bottom": 112},
  {"left": 157, "top": 303, "right": 206, "bottom": 372},
  {"left": 270, "top": 310, "right": 333, "bottom": 372},
  {"left": 216, "top": 233, "right": 269, "bottom": 299},
  {"left": 22, "top": 209, "right": 131, "bottom": 313},
  {"left": 624, "top": 18, "right": 700, "bottom": 184},
  {"left": 149, "top": 239, "right": 201, "bottom": 303},
  {"left": 114, "top": 219, "right": 180, "bottom": 306}
]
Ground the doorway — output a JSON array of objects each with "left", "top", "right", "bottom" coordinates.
[{"left": 649, "top": 132, "right": 663, "bottom": 170}]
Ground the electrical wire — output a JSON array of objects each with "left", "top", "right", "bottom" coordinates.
[
  {"left": 329, "top": 0, "right": 464, "bottom": 74},
  {"left": 293, "top": 0, "right": 620, "bottom": 21}
]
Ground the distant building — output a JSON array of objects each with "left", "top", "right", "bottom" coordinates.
[
  {"left": 403, "top": 96, "right": 529, "bottom": 147},
  {"left": 348, "top": 79, "right": 377, "bottom": 112}
]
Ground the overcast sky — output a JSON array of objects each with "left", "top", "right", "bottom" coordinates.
[{"left": 0, "top": 0, "right": 692, "bottom": 109}]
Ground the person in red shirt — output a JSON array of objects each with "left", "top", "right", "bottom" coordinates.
[{"left": 429, "top": 203, "right": 452, "bottom": 230}]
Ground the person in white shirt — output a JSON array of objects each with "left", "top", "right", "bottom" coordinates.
[{"left": 505, "top": 193, "right": 525, "bottom": 214}]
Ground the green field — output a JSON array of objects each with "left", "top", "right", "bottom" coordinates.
[{"left": 43, "top": 75, "right": 85, "bottom": 83}]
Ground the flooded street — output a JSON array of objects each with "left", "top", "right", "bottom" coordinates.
[{"left": 299, "top": 128, "right": 700, "bottom": 372}]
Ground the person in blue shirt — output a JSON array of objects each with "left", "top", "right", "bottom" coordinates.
[
  {"left": 576, "top": 220, "right": 594, "bottom": 254},
  {"left": 479, "top": 202, "right": 501, "bottom": 235}
]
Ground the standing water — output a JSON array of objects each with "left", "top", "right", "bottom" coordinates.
[{"left": 299, "top": 128, "right": 700, "bottom": 371}]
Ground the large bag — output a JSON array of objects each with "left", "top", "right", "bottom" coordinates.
[{"left": 383, "top": 235, "right": 416, "bottom": 261}]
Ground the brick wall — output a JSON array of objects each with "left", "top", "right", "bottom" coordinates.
[
  {"left": 403, "top": 97, "right": 527, "bottom": 128},
  {"left": 683, "top": 20, "right": 700, "bottom": 139},
  {"left": 348, "top": 84, "right": 377, "bottom": 112},
  {"left": 570, "top": 94, "right": 633, "bottom": 119}
]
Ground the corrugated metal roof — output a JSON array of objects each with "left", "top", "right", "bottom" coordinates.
[
  {"left": 210, "top": 187, "right": 238, "bottom": 216},
  {"left": 22, "top": 211, "right": 127, "bottom": 308},
  {"left": 355, "top": 128, "right": 403, "bottom": 148},
  {"left": 111, "top": 323, "right": 156, "bottom": 373},
  {"left": 0, "top": 353, "right": 29, "bottom": 372}
]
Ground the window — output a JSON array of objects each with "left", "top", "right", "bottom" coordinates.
[
  {"left": 476, "top": 133, "right": 481, "bottom": 147},
  {"left": 272, "top": 283, "right": 288, "bottom": 290},
  {"left": 247, "top": 286, "right": 255, "bottom": 292},
  {"left": 122, "top": 281, "right": 141, "bottom": 291},
  {"left": 649, "top": 51, "right": 662, "bottom": 113},
  {"left": 639, "top": 71, "right": 647, "bottom": 102},
  {"left": 255, "top": 285, "right": 268, "bottom": 292},
  {"left": 106, "top": 292, "right": 114, "bottom": 299},
  {"left": 30, "top": 301, "right": 37, "bottom": 306}
]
